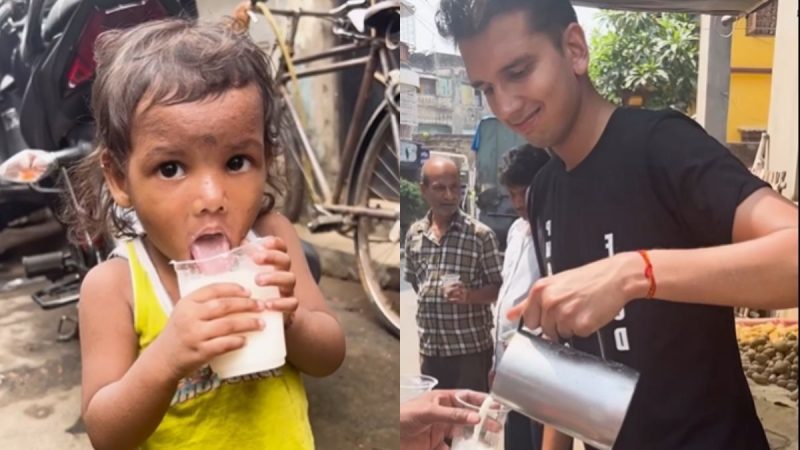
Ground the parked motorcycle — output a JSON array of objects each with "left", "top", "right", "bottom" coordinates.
[{"left": 1, "top": 0, "right": 198, "bottom": 228}]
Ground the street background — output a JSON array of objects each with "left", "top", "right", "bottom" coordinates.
[
  {"left": 0, "top": 0, "right": 399, "bottom": 448},
  {"left": 400, "top": 0, "right": 797, "bottom": 448}
]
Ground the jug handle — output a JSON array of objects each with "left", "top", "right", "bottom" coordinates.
[{"left": 515, "top": 319, "right": 543, "bottom": 338}]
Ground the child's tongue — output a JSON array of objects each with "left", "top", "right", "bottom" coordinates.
[{"left": 191, "top": 234, "right": 233, "bottom": 274}]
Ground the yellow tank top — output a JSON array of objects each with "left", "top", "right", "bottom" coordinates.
[{"left": 123, "top": 239, "right": 314, "bottom": 450}]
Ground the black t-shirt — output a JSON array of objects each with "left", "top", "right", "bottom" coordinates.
[{"left": 528, "top": 108, "right": 771, "bottom": 450}]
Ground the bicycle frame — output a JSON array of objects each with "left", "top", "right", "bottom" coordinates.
[{"left": 263, "top": 5, "right": 399, "bottom": 222}]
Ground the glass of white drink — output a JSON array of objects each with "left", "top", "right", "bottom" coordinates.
[
  {"left": 450, "top": 390, "right": 509, "bottom": 450},
  {"left": 173, "top": 238, "right": 285, "bottom": 379},
  {"left": 400, "top": 374, "right": 438, "bottom": 404}
]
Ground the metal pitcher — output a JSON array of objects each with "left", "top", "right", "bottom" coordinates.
[{"left": 491, "top": 327, "right": 640, "bottom": 450}]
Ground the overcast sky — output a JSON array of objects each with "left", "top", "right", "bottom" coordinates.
[{"left": 406, "top": 0, "right": 600, "bottom": 55}]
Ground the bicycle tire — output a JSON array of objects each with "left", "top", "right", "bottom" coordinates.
[
  {"left": 273, "top": 105, "right": 306, "bottom": 222},
  {"left": 351, "top": 112, "right": 400, "bottom": 336}
]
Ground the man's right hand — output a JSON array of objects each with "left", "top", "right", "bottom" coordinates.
[
  {"left": 152, "top": 283, "right": 265, "bottom": 381},
  {"left": 444, "top": 282, "right": 469, "bottom": 304}
]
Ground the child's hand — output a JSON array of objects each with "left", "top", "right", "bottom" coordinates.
[
  {"left": 155, "top": 283, "right": 265, "bottom": 381},
  {"left": 253, "top": 236, "right": 299, "bottom": 327}
]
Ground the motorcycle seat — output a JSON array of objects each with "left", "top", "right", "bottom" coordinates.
[
  {"left": 42, "top": 0, "right": 81, "bottom": 41},
  {"left": 42, "top": 0, "right": 187, "bottom": 41}
]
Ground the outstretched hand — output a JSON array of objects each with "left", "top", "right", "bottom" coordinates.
[{"left": 400, "top": 390, "right": 482, "bottom": 450}]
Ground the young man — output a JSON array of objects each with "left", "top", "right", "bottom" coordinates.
[
  {"left": 436, "top": 1, "right": 798, "bottom": 449},
  {"left": 493, "top": 145, "right": 551, "bottom": 450},
  {"left": 404, "top": 157, "right": 503, "bottom": 392}
]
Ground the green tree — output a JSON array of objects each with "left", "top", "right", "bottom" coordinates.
[
  {"left": 589, "top": 11, "right": 699, "bottom": 112},
  {"left": 400, "top": 178, "right": 428, "bottom": 241}
]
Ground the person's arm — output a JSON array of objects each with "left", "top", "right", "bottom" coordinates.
[
  {"left": 464, "top": 285, "right": 501, "bottom": 304},
  {"left": 470, "top": 227, "right": 503, "bottom": 303},
  {"left": 511, "top": 190, "right": 797, "bottom": 338},
  {"left": 400, "top": 390, "right": 481, "bottom": 435},
  {"left": 400, "top": 390, "right": 482, "bottom": 450},
  {"left": 541, "top": 425, "right": 574, "bottom": 450},
  {"left": 404, "top": 227, "right": 420, "bottom": 293},
  {"left": 81, "top": 259, "right": 266, "bottom": 450},
  {"left": 509, "top": 117, "right": 798, "bottom": 338},
  {"left": 638, "top": 188, "right": 797, "bottom": 309},
  {"left": 257, "top": 213, "right": 345, "bottom": 377},
  {"left": 79, "top": 259, "right": 179, "bottom": 450},
  {"left": 633, "top": 118, "right": 797, "bottom": 310},
  {"left": 445, "top": 227, "right": 502, "bottom": 305}
]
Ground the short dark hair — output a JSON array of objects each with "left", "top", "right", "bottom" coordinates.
[
  {"left": 436, "top": 0, "right": 578, "bottom": 48},
  {"left": 499, "top": 144, "right": 550, "bottom": 187}
]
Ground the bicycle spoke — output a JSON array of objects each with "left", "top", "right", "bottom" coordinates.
[
  {"left": 369, "top": 171, "right": 399, "bottom": 201},
  {"left": 369, "top": 186, "right": 390, "bottom": 202},
  {"left": 368, "top": 178, "right": 399, "bottom": 201},
  {"left": 370, "top": 164, "right": 400, "bottom": 198},
  {"left": 378, "top": 143, "right": 401, "bottom": 185},
  {"left": 373, "top": 168, "right": 400, "bottom": 198}
]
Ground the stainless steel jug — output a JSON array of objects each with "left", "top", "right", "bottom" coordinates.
[{"left": 491, "top": 328, "right": 640, "bottom": 450}]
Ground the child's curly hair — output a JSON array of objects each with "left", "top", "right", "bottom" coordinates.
[{"left": 63, "top": 18, "right": 281, "bottom": 243}]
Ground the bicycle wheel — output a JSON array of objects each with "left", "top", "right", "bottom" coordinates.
[
  {"left": 351, "top": 113, "right": 400, "bottom": 335},
  {"left": 272, "top": 104, "right": 306, "bottom": 222}
]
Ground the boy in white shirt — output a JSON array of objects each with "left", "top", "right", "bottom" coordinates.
[{"left": 493, "top": 144, "right": 550, "bottom": 450}]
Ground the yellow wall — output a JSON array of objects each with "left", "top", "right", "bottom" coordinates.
[
  {"left": 727, "top": 18, "right": 775, "bottom": 143},
  {"left": 728, "top": 78, "right": 770, "bottom": 144},
  {"left": 730, "top": 19, "right": 775, "bottom": 68},
  {"left": 728, "top": 73, "right": 773, "bottom": 142}
]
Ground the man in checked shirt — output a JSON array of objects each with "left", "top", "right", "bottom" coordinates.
[{"left": 404, "top": 157, "right": 503, "bottom": 392}]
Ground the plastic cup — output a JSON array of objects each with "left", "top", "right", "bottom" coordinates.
[
  {"left": 400, "top": 374, "right": 438, "bottom": 404},
  {"left": 172, "top": 238, "right": 285, "bottom": 379},
  {"left": 442, "top": 273, "right": 461, "bottom": 293},
  {"left": 451, "top": 390, "right": 509, "bottom": 450}
]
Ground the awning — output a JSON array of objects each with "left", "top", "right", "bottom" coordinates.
[{"left": 572, "top": 0, "right": 772, "bottom": 15}]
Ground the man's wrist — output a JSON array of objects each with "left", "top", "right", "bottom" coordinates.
[{"left": 618, "top": 251, "right": 651, "bottom": 302}]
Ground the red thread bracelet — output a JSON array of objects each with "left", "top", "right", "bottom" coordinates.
[{"left": 637, "top": 250, "right": 657, "bottom": 299}]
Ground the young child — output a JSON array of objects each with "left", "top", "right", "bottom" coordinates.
[{"left": 66, "top": 19, "right": 345, "bottom": 450}]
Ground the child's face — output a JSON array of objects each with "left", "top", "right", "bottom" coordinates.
[{"left": 106, "top": 84, "right": 268, "bottom": 263}]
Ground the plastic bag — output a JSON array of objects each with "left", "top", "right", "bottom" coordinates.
[{"left": 0, "top": 149, "right": 56, "bottom": 183}]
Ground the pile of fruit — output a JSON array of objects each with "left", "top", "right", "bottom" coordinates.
[{"left": 736, "top": 321, "right": 798, "bottom": 402}]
